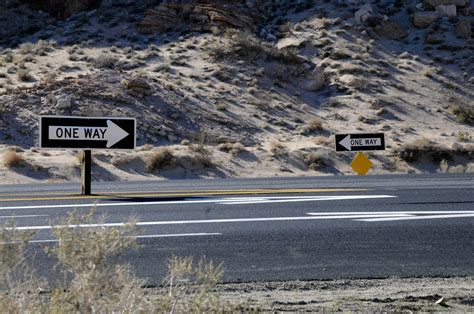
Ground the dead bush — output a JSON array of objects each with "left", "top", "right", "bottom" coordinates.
[
  {"left": 145, "top": 148, "right": 177, "bottom": 172},
  {"left": 210, "top": 30, "right": 304, "bottom": 65},
  {"left": 190, "top": 144, "right": 213, "bottom": 168},
  {"left": 155, "top": 256, "right": 230, "bottom": 312},
  {"left": 397, "top": 138, "right": 452, "bottom": 163},
  {"left": 3, "top": 151, "right": 23, "bottom": 167},
  {"left": 16, "top": 70, "right": 33, "bottom": 82},
  {"left": 302, "top": 117, "right": 324, "bottom": 134},
  {"left": 0, "top": 210, "right": 247, "bottom": 311},
  {"left": 269, "top": 141, "right": 288, "bottom": 157},
  {"left": 93, "top": 54, "right": 118, "bottom": 69},
  {"left": 451, "top": 104, "right": 474, "bottom": 125},
  {"left": 303, "top": 152, "right": 326, "bottom": 170}
]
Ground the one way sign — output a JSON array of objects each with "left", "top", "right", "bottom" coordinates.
[
  {"left": 335, "top": 133, "right": 385, "bottom": 152},
  {"left": 40, "top": 116, "right": 136, "bottom": 150}
]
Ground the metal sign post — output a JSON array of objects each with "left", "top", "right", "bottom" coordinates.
[{"left": 81, "top": 150, "right": 92, "bottom": 195}]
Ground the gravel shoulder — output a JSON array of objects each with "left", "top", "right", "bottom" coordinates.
[{"left": 215, "top": 276, "right": 474, "bottom": 312}]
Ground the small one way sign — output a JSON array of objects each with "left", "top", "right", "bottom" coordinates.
[
  {"left": 335, "top": 133, "right": 385, "bottom": 152},
  {"left": 40, "top": 116, "right": 136, "bottom": 150}
]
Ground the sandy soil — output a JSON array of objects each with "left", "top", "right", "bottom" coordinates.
[{"left": 215, "top": 276, "right": 474, "bottom": 312}]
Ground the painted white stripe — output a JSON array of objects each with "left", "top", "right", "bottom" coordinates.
[
  {"left": 133, "top": 233, "right": 221, "bottom": 239},
  {"left": 358, "top": 213, "right": 474, "bottom": 222},
  {"left": 220, "top": 195, "right": 396, "bottom": 205},
  {"left": 13, "top": 214, "right": 411, "bottom": 231},
  {"left": 0, "top": 195, "right": 397, "bottom": 211},
  {"left": 307, "top": 211, "right": 474, "bottom": 216},
  {"left": 0, "top": 215, "right": 48, "bottom": 219},
  {"left": 6, "top": 233, "right": 222, "bottom": 244}
]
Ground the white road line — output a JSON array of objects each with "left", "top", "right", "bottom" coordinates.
[
  {"left": 13, "top": 214, "right": 411, "bottom": 231},
  {"left": 0, "top": 195, "right": 397, "bottom": 211},
  {"left": 219, "top": 195, "right": 396, "bottom": 205},
  {"left": 307, "top": 211, "right": 474, "bottom": 216},
  {"left": 358, "top": 213, "right": 474, "bottom": 222},
  {"left": 0, "top": 215, "right": 48, "bottom": 219},
  {"left": 6, "top": 233, "right": 222, "bottom": 244}
]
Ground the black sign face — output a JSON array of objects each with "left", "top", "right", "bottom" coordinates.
[
  {"left": 335, "top": 133, "right": 385, "bottom": 152},
  {"left": 40, "top": 116, "right": 136, "bottom": 150}
]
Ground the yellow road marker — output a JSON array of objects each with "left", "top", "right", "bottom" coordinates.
[{"left": 0, "top": 188, "right": 369, "bottom": 203}]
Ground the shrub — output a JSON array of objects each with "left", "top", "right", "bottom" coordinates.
[
  {"left": 2, "top": 151, "right": 23, "bottom": 167},
  {"left": 18, "top": 40, "right": 51, "bottom": 56},
  {"left": 93, "top": 54, "right": 118, "bottom": 69},
  {"left": 451, "top": 104, "right": 474, "bottom": 125},
  {"left": 190, "top": 144, "right": 213, "bottom": 168},
  {"left": 269, "top": 141, "right": 288, "bottom": 157},
  {"left": 0, "top": 210, "right": 243, "bottom": 311},
  {"left": 17, "top": 70, "right": 33, "bottom": 82},
  {"left": 145, "top": 148, "right": 176, "bottom": 172},
  {"left": 304, "top": 152, "right": 326, "bottom": 170},
  {"left": 397, "top": 138, "right": 452, "bottom": 163},
  {"left": 302, "top": 117, "right": 324, "bottom": 134}
]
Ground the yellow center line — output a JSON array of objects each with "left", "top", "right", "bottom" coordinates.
[{"left": 0, "top": 189, "right": 369, "bottom": 202}]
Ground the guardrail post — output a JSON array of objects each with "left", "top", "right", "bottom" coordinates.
[{"left": 81, "top": 150, "right": 92, "bottom": 195}]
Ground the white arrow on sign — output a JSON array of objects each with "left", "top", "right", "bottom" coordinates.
[
  {"left": 338, "top": 135, "right": 382, "bottom": 151},
  {"left": 49, "top": 120, "right": 129, "bottom": 148}
]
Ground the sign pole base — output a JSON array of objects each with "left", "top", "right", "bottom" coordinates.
[{"left": 81, "top": 150, "right": 92, "bottom": 195}]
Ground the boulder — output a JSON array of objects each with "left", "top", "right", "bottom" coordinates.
[
  {"left": 355, "top": 4, "right": 374, "bottom": 25},
  {"left": 304, "top": 68, "right": 326, "bottom": 91},
  {"left": 456, "top": 19, "right": 472, "bottom": 38},
  {"left": 276, "top": 36, "right": 307, "bottom": 50},
  {"left": 376, "top": 20, "right": 408, "bottom": 40},
  {"left": 339, "top": 74, "right": 367, "bottom": 89},
  {"left": 413, "top": 12, "right": 438, "bottom": 28},
  {"left": 55, "top": 95, "right": 72, "bottom": 109},
  {"left": 20, "top": 0, "right": 101, "bottom": 19},
  {"left": 423, "top": 0, "right": 468, "bottom": 9},
  {"left": 436, "top": 4, "right": 457, "bottom": 17},
  {"left": 138, "top": 1, "right": 262, "bottom": 34}
]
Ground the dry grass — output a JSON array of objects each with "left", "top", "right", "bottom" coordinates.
[
  {"left": 190, "top": 144, "right": 213, "bottom": 168},
  {"left": 17, "top": 40, "right": 52, "bottom": 56},
  {"left": 397, "top": 138, "right": 452, "bottom": 163},
  {"left": 16, "top": 70, "right": 33, "bottom": 82},
  {"left": 451, "top": 104, "right": 474, "bottom": 125},
  {"left": 303, "top": 152, "right": 326, "bottom": 171},
  {"left": 144, "top": 148, "right": 176, "bottom": 172},
  {"left": 269, "top": 141, "right": 288, "bottom": 157},
  {"left": 2, "top": 150, "right": 23, "bottom": 167},
  {"left": 93, "top": 53, "right": 118, "bottom": 69},
  {"left": 302, "top": 117, "right": 324, "bottom": 134},
  {"left": 210, "top": 29, "right": 304, "bottom": 65},
  {"left": 218, "top": 142, "right": 246, "bottom": 156},
  {"left": 0, "top": 210, "right": 246, "bottom": 312}
]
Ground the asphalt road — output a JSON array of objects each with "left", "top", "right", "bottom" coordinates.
[{"left": 0, "top": 173, "right": 472, "bottom": 284}]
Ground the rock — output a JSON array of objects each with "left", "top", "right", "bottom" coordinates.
[
  {"left": 426, "top": 34, "right": 444, "bottom": 44},
  {"left": 339, "top": 74, "right": 366, "bottom": 89},
  {"left": 355, "top": 4, "right": 374, "bottom": 25},
  {"left": 413, "top": 12, "right": 438, "bottom": 28},
  {"left": 304, "top": 68, "right": 326, "bottom": 91},
  {"left": 423, "top": 0, "right": 467, "bottom": 9},
  {"left": 138, "top": 2, "right": 262, "bottom": 34},
  {"left": 276, "top": 36, "right": 307, "bottom": 49},
  {"left": 266, "top": 33, "right": 277, "bottom": 41},
  {"left": 456, "top": 20, "right": 472, "bottom": 39},
  {"left": 376, "top": 20, "right": 408, "bottom": 40},
  {"left": 20, "top": 0, "right": 101, "bottom": 19},
  {"left": 55, "top": 95, "right": 72, "bottom": 109},
  {"left": 436, "top": 4, "right": 457, "bottom": 17}
]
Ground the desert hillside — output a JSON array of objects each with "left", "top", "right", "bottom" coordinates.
[{"left": 0, "top": 0, "right": 473, "bottom": 183}]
